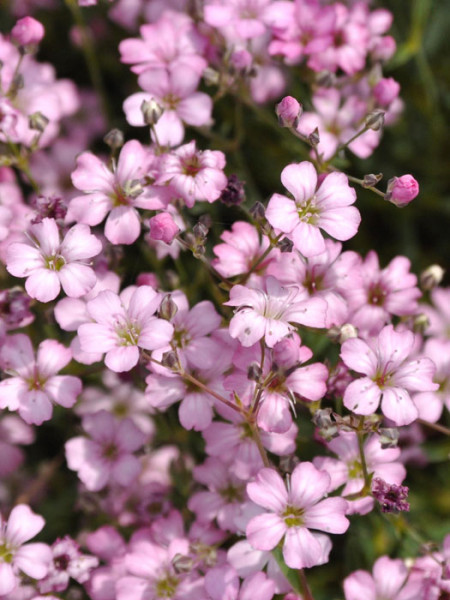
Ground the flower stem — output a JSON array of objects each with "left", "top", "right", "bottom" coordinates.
[
  {"left": 418, "top": 418, "right": 450, "bottom": 436},
  {"left": 357, "top": 417, "right": 371, "bottom": 492},
  {"left": 298, "top": 569, "right": 315, "bottom": 600}
]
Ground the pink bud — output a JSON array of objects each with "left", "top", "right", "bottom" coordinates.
[
  {"left": 373, "top": 77, "right": 400, "bottom": 107},
  {"left": 136, "top": 272, "right": 159, "bottom": 288},
  {"left": 11, "top": 17, "right": 45, "bottom": 46},
  {"left": 276, "top": 96, "right": 302, "bottom": 128},
  {"left": 386, "top": 175, "right": 419, "bottom": 207},
  {"left": 148, "top": 212, "right": 180, "bottom": 244}
]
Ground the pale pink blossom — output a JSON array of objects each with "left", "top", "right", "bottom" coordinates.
[
  {"left": 119, "top": 11, "right": 207, "bottom": 75},
  {"left": 205, "top": 565, "right": 276, "bottom": 600},
  {"left": 78, "top": 286, "right": 173, "bottom": 372},
  {"left": 0, "top": 504, "right": 51, "bottom": 596},
  {"left": 6, "top": 218, "right": 102, "bottom": 303},
  {"left": 225, "top": 276, "right": 327, "bottom": 347},
  {"left": 344, "top": 555, "right": 422, "bottom": 600},
  {"left": 69, "top": 140, "right": 159, "bottom": 245},
  {"left": 266, "top": 161, "right": 360, "bottom": 258},
  {"left": 65, "top": 410, "right": 147, "bottom": 491},
  {"left": 156, "top": 141, "right": 227, "bottom": 207},
  {"left": 204, "top": 0, "right": 272, "bottom": 41},
  {"left": 123, "top": 66, "right": 212, "bottom": 147},
  {"left": 246, "top": 462, "right": 349, "bottom": 569},
  {"left": 0, "top": 334, "right": 82, "bottom": 425},
  {"left": 341, "top": 325, "right": 439, "bottom": 425}
]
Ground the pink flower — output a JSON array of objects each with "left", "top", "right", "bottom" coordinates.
[
  {"left": 156, "top": 140, "right": 227, "bottom": 207},
  {"left": 265, "top": 161, "right": 360, "bottom": 257},
  {"left": 0, "top": 334, "right": 82, "bottom": 425},
  {"left": 6, "top": 218, "right": 102, "bottom": 302},
  {"left": 78, "top": 286, "right": 174, "bottom": 372},
  {"left": 341, "top": 325, "right": 439, "bottom": 425},
  {"left": 0, "top": 504, "right": 51, "bottom": 596},
  {"left": 148, "top": 212, "right": 180, "bottom": 244},
  {"left": 386, "top": 175, "right": 419, "bottom": 207},
  {"left": 11, "top": 16, "right": 45, "bottom": 46},
  {"left": 124, "top": 66, "right": 212, "bottom": 147},
  {"left": 344, "top": 555, "right": 422, "bottom": 600},
  {"left": 69, "top": 140, "right": 159, "bottom": 245},
  {"left": 65, "top": 410, "right": 147, "bottom": 491},
  {"left": 205, "top": 566, "right": 276, "bottom": 600},
  {"left": 225, "top": 276, "right": 327, "bottom": 347},
  {"left": 246, "top": 462, "right": 349, "bottom": 569}
]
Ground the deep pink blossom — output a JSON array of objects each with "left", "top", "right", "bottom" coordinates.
[
  {"left": 246, "top": 462, "right": 349, "bottom": 569},
  {"left": 341, "top": 325, "right": 438, "bottom": 425},
  {"left": 6, "top": 218, "right": 102, "bottom": 302},
  {"left": 266, "top": 161, "right": 360, "bottom": 257},
  {"left": 386, "top": 175, "right": 419, "bottom": 207},
  {"left": 0, "top": 334, "right": 82, "bottom": 425}
]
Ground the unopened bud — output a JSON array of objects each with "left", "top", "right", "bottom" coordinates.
[
  {"left": 104, "top": 128, "right": 124, "bottom": 150},
  {"left": 279, "top": 455, "right": 300, "bottom": 473},
  {"left": 159, "top": 294, "right": 178, "bottom": 321},
  {"left": 412, "top": 313, "right": 430, "bottom": 335},
  {"left": 365, "top": 109, "right": 385, "bottom": 131},
  {"left": 277, "top": 237, "right": 294, "bottom": 253},
  {"left": 193, "top": 221, "right": 208, "bottom": 241},
  {"left": 219, "top": 174, "right": 245, "bottom": 206},
  {"left": 363, "top": 173, "right": 383, "bottom": 188},
  {"left": 308, "top": 127, "right": 320, "bottom": 147},
  {"left": 28, "top": 111, "right": 49, "bottom": 133},
  {"left": 385, "top": 174, "right": 419, "bottom": 207},
  {"left": 247, "top": 362, "right": 262, "bottom": 381},
  {"left": 11, "top": 16, "right": 45, "bottom": 48},
  {"left": 315, "top": 70, "right": 336, "bottom": 88},
  {"left": 327, "top": 323, "right": 358, "bottom": 344},
  {"left": 276, "top": 96, "right": 302, "bottom": 128},
  {"left": 141, "top": 98, "right": 164, "bottom": 125},
  {"left": 123, "top": 179, "right": 143, "bottom": 199},
  {"left": 420, "top": 265, "right": 445, "bottom": 291},
  {"left": 312, "top": 408, "right": 339, "bottom": 441},
  {"left": 161, "top": 350, "right": 180, "bottom": 371},
  {"left": 172, "top": 553, "right": 194, "bottom": 574},
  {"left": 203, "top": 67, "right": 220, "bottom": 86},
  {"left": 379, "top": 428, "right": 399, "bottom": 449},
  {"left": 249, "top": 201, "right": 265, "bottom": 222}
]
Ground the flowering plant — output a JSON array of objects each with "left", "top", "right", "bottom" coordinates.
[{"left": 0, "top": 0, "right": 448, "bottom": 598}]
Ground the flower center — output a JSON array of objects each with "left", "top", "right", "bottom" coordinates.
[
  {"left": 0, "top": 543, "right": 14, "bottom": 563},
  {"left": 114, "top": 317, "right": 141, "bottom": 346},
  {"left": 181, "top": 155, "right": 201, "bottom": 177},
  {"left": 45, "top": 254, "right": 66, "bottom": 271},
  {"left": 154, "top": 573, "right": 179, "bottom": 598},
  {"left": 348, "top": 459, "right": 363, "bottom": 479},
  {"left": 368, "top": 282, "right": 387, "bottom": 307},
  {"left": 297, "top": 197, "right": 319, "bottom": 225},
  {"left": 282, "top": 505, "right": 305, "bottom": 527}
]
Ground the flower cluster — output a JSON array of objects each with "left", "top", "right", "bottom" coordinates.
[{"left": 0, "top": 3, "right": 446, "bottom": 600}]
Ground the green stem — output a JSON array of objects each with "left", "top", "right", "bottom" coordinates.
[
  {"left": 346, "top": 174, "right": 386, "bottom": 198},
  {"left": 418, "top": 418, "right": 450, "bottom": 436},
  {"left": 357, "top": 418, "right": 371, "bottom": 492},
  {"left": 298, "top": 569, "right": 315, "bottom": 600}
]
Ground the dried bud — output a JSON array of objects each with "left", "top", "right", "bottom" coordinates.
[
  {"left": 372, "top": 477, "right": 410, "bottom": 513},
  {"left": 327, "top": 323, "right": 358, "bottom": 344},
  {"left": 159, "top": 294, "right": 178, "bottom": 321},
  {"left": 378, "top": 428, "right": 399, "bottom": 449},
  {"left": 363, "top": 173, "right": 383, "bottom": 188},
  {"left": 365, "top": 109, "right": 385, "bottom": 131},
  {"left": 28, "top": 111, "right": 49, "bottom": 133},
  {"left": 308, "top": 127, "right": 320, "bottom": 147},
  {"left": 276, "top": 96, "right": 302, "bottom": 128},
  {"left": 315, "top": 70, "right": 336, "bottom": 88},
  {"left": 219, "top": 174, "right": 245, "bottom": 206},
  {"left": 104, "top": 128, "right": 124, "bottom": 150},
  {"left": 193, "top": 221, "right": 208, "bottom": 241},
  {"left": 247, "top": 362, "right": 262, "bottom": 381},
  {"left": 312, "top": 408, "right": 339, "bottom": 441},
  {"left": 277, "top": 237, "right": 293, "bottom": 253},
  {"left": 385, "top": 174, "right": 419, "bottom": 207},
  {"left": 420, "top": 264, "right": 445, "bottom": 291},
  {"left": 412, "top": 313, "right": 430, "bottom": 335},
  {"left": 279, "top": 455, "right": 300, "bottom": 473},
  {"left": 172, "top": 553, "right": 194, "bottom": 574},
  {"left": 141, "top": 98, "right": 164, "bottom": 125}
]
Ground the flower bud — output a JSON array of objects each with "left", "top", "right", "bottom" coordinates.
[
  {"left": 104, "top": 128, "right": 124, "bottom": 151},
  {"left": 373, "top": 77, "right": 400, "bottom": 107},
  {"left": 141, "top": 98, "right": 164, "bottom": 125},
  {"left": 277, "top": 237, "right": 293, "bottom": 253},
  {"left": 28, "top": 111, "right": 49, "bottom": 133},
  {"left": 148, "top": 212, "right": 180, "bottom": 244},
  {"left": 172, "top": 553, "right": 194, "bottom": 574},
  {"left": 247, "top": 362, "right": 262, "bottom": 381},
  {"left": 11, "top": 17, "right": 45, "bottom": 47},
  {"left": 362, "top": 173, "right": 383, "bottom": 188},
  {"left": 276, "top": 96, "right": 302, "bottom": 128},
  {"left": 161, "top": 350, "right": 181, "bottom": 371},
  {"left": 378, "top": 428, "right": 399, "bottom": 449},
  {"left": 159, "top": 294, "right": 178, "bottom": 321},
  {"left": 203, "top": 67, "right": 220, "bottom": 86},
  {"left": 308, "top": 127, "right": 320, "bottom": 147},
  {"left": 365, "top": 109, "right": 385, "bottom": 131},
  {"left": 250, "top": 201, "right": 265, "bottom": 222},
  {"left": 420, "top": 264, "right": 445, "bottom": 291},
  {"left": 385, "top": 174, "right": 419, "bottom": 207},
  {"left": 219, "top": 174, "right": 245, "bottom": 206}
]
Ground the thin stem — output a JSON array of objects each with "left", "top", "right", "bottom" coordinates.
[
  {"left": 418, "top": 418, "right": 450, "bottom": 436},
  {"left": 346, "top": 174, "right": 386, "bottom": 198},
  {"left": 357, "top": 417, "right": 370, "bottom": 492},
  {"left": 248, "top": 420, "right": 271, "bottom": 467},
  {"left": 238, "top": 233, "right": 282, "bottom": 283},
  {"left": 336, "top": 125, "right": 370, "bottom": 154},
  {"left": 181, "top": 371, "right": 243, "bottom": 415},
  {"left": 298, "top": 569, "right": 315, "bottom": 600}
]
